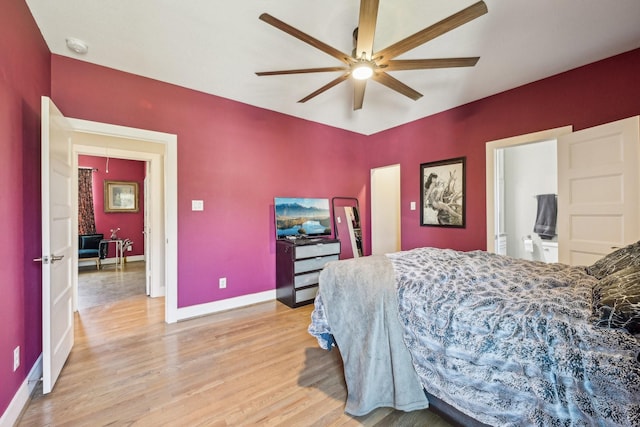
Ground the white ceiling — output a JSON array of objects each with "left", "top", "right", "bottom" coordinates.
[{"left": 25, "top": 0, "right": 640, "bottom": 135}]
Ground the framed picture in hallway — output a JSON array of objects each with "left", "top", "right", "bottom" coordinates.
[
  {"left": 420, "top": 157, "right": 465, "bottom": 227},
  {"left": 104, "top": 180, "right": 139, "bottom": 213}
]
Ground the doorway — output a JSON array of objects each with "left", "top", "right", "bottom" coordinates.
[
  {"left": 77, "top": 155, "right": 147, "bottom": 309},
  {"left": 371, "top": 164, "right": 401, "bottom": 255},
  {"left": 485, "top": 126, "right": 573, "bottom": 255},
  {"left": 69, "top": 118, "right": 178, "bottom": 323},
  {"left": 496, "top": 140, "right": 558, "bottom": 261}
]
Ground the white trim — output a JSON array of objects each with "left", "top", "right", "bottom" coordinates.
[
  {"left": 68, "top": 118, "right": 178, "bottom": 324},
  {"left": 0, "top": 355, "right": 43, "bottom": 427},
  {"left": 77, "top": 254, "right": 145, "bottom": 268},
  {"left": 121, "top": 254, "right": 145, "bottom": 263},
  {"left": 175, "top": 291, "right": 277, "bottom": 322},
  {"left": 164, "top": 136, "right": 178, "bottom": 323},
  {"left": 485, "top": 126, "right": 573, "bottom": 253},
  {"left": 69, "top": 118, "right": 174, "bottom": 144}
]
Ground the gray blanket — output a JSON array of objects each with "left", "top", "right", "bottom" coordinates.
[
  {"left": 309, "top": 248, "right": 640, "bottom": 425},
  {"left": 308, "top": 255, "right": 429, "bottom": 416},
  {"left": 389, "top": 248, "right": 640, "bottom": 426}
]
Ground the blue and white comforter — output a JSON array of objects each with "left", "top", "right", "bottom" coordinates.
[{"left": 310, "top": 247, "right": 640, "bottom": 426}]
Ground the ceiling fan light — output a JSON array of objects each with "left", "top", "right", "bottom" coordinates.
[{"left": 352, "top": 62, "right": 373, "bottom": 80}]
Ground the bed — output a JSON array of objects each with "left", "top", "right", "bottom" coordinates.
[{"left": 308, "top": 245, "right": 640, "bottom": 426}]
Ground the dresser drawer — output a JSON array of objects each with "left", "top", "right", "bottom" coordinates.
[
  {"left": 295, "top": 286, "right": 318, "bottom": 303},
  {"left": 294, "top": 254, "right": 338, "bottom": 274},
  {"left": 296, "top": 242, "right": 340, "bottom": 259},
  {"left": 294, "top": 271, "right": 320, "bottom": 289},
  {"left": 276, "top": 238, "right": 339, "bottom": 308}
]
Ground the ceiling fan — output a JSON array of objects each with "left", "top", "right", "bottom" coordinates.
[{"left": 256, "top": 1, "right": 488, "bottom": 110}]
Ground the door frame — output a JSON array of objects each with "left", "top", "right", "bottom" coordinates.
[
  {"left": 69, "top": 118, "right": 179, "bottom": 323},
  {"left": 485, "top": 126, "right": 572, "bottom": 252}
]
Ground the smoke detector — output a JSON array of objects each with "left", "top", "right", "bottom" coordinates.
[{"left": 65, "top": 37, "right": 88, "bottom": 55}]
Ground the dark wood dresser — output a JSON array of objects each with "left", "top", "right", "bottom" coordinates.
[{"left": 275, "top": 238, "right": 340, "bottom": 307}]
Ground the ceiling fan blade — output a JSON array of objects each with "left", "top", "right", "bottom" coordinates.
[
  {"left": 353, "top": 79, "right": 367, "bottom": 110},
  {"left": 372, "top": 72, "right": 423, "bottom": 101},
  {"left": 259, "top": 13, "right": 353, "bottom": 65},
  {"left": 256, "top": 66, "right": 348, "bottom": 76},
  {"left": 374, "top": 1, "right": 488, "bottom": 62},
  {"left": 355, "top": 0, "right": 380, "bottom": 60},
  {"left": 298, "top": 73, "right": 350, "bottom": 103},
  {"left": 384, "top": 57, "right": 480, "bottom": 71}
]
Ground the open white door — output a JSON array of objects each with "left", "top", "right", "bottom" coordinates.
[
  {"left": 558, "top": 116, "right": 640, "bottom": 265},
  {"left": 39, "top": 96, "right": 74, "bottom": 394}
]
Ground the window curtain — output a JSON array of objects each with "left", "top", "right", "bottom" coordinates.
[{"left": 78, "top": 168, "right": 96, "bottom": 235}]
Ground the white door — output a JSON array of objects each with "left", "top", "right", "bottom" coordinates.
[
  {"left": 558, "top": 116, "right": 639, "bottom": 265},
  {"left": 371, "top": 164, "right": 401, "bottom": 255},
  {"left": 40, "top": 96, "right": 74, "bottom": 393}
]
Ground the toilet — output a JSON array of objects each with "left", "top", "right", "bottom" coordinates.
[{"left": 541, "top": 241, "right": 558, "bottom": 263}]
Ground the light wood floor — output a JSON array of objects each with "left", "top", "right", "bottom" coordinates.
[
  {"left": 77, "top": 261, "right": 146, "bottom": 310},
  {"left": 19, "top": 262, "right": 452, "bottom": 426}
]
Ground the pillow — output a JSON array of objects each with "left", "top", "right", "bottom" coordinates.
[
  {"left": 587, "top": 240, "right": 640, "bottom": 279},
  {"left": 592, "top": 265, "right": 640, "bottom": 334}
]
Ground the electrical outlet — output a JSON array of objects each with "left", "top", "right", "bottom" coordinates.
[
  {"left": 219, "top": 277, "right": 227, "bottom": 289},
  {"left": 127, "top": 245, "right": 132, "bottom": 251},
  {"left": 13, "top": 346, "right": 20, "bottom": 372}
]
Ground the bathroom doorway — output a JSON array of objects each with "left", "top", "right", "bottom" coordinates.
[
  {"left": 495, "top": 140, "right": 558, "bottom": 262},
  {"left": 485, "top": 126, "right": 573, "bottom": 260}
]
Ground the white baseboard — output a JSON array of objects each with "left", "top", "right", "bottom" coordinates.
[
  {"left": 175, "top": 290, "right": 276, "bottom": 321},
  {"left": 78, "top": 254, "right": 145, "bottom": 268},
  {"left": 0, "top": 354, "right": 42, "bottom": 427},
  {"left": 121, "top": 254, "right": 145, "bottom": 263}
]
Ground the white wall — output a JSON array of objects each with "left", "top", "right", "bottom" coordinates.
[{"left": 503, "top": 140, "right": 557, "bottom": 261}]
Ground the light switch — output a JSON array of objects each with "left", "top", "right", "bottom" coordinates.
[
  {"left": 410, "top": 201, "right": 416, "bottom": 211},
  {"left": 192, "top": 200, "right": 204, "bottom": 211}
]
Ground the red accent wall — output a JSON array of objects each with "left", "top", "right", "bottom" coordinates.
[
  {"left": 364, "top": 48, "right": 640, "bottom": 254},
  {"left": 78, "top": 155, "right": 145, "bottom": 257},
  {"left": 2, "top": 0, "right": 639, "bottom": 417},
  {"left": 51, "top": 56, "right": 370, "bottom": 308},
  {"left": 0, "top": 0, "right": 50, "bottom": 416},
  {"left": 50, "top": 49, "right": 640, "bottom": 308}
]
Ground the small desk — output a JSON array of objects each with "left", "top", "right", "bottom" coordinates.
[{"left": 100, "top": 239, "right": 124, "bottom": 268}]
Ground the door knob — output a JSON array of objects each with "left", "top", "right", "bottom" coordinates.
[{"left": 33, "top": 254, "right": 64, "bottom": 263}]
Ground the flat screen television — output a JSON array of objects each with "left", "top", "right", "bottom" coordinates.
[{"left": 274, "top": 197, "right": 332, "bottom": 239}]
